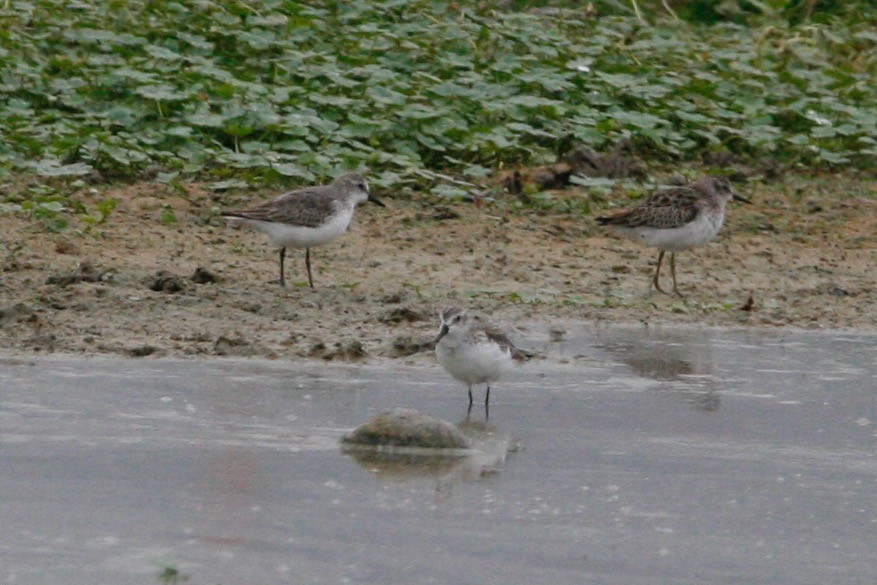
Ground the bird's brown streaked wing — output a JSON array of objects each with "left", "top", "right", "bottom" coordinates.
[
  {"left": 597, "top": 188, "right": 699, "bottom": 230},
  {"left": 643, "top": 186, "right": 701, "bottom": 208},
  {"left": 225, "top": 188, "right": 337, "bottom": 228},
  {"left": 482, "top": 325, "right": 527, "bottom": 362}
]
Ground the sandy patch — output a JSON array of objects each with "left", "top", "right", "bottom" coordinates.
[{"left": 1, "top": 175, "right": 875, "bottom": 359}]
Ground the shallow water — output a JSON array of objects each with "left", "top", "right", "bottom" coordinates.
[{"left": 1, "top": 325, "right": 875, "bottom": 584}]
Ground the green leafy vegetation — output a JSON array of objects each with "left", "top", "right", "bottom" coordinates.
[
  {"left": 160, "top": 205, "right": 178, "bottom": 225},
  {"left": 0, "top": 0, "right": 875, "bottom": 197}
]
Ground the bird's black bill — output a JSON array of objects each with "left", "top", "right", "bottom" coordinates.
[
  {"left": 435, "top": 324, "right": 449, "bottom": 344},
  {"left": 368, "top": 194, "right": 386, "bottom": 207},
  {"left": 733, "top": 193, "right": 752, "bottom": 204}
]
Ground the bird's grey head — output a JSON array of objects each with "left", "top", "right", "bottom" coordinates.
[
  {"left": 436, "top": 306, "right": 468, "bottom": 342},
  {"left": 333, "top": 172, "right": 385, "bottom": 207},
  {"left": 701, "top": 176, "right": 750, "bottom": 204}
]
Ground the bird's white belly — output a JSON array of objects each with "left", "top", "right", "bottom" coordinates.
[
  {"left": 615, "top": 213, "right": 723, "bottom": 251},
  {"left": 237, "top": 207, "right": 354, "bottom": 248},
  {"left": 436, "top": 341, "right": 512, "bottom": 385}
]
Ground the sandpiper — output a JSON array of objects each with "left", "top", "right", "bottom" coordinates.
[
  {"left": 595, "top": 176, "right": 750, "bottom": 296},
  {"left": 223, "top": 172, "right": 384, "bottom": 288},
  {"left": 434, "top": 306, "right": 525, "bottom": 413}
]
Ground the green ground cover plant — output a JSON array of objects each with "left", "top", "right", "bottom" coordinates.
[{"left": 0, "top": 0, "right": 874, "bottom": 196}]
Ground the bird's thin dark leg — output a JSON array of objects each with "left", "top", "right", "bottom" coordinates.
[
  {"left": 485, "top": 386, "right": 491, "bottom": 420},
  {"left": 652, "top": 250, "right": 668, "bottom": 295},
  {"left": 467, "top": 385, "right": 474, "bottom": 411},
  {"left": 670, "top": 252, "right": 685, "bottom": 298},
  {"left": 278, "top": 247, "right": 286, "bottom": 288},
  {"left": 305, "top": 247, "right": 314, "bottom": 289}
]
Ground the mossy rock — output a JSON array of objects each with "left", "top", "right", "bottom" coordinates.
[{"left": 342, "top": 409, "right": 470, "bottom": 451}]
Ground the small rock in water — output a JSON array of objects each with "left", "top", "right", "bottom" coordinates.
[
  {"left": 549, "top": 326, "right": 566, "bottom": 342},
  {"left": 342, "top": 409, "right": 470, "bottom": 450}
]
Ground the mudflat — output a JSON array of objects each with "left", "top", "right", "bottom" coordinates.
[{"left": 1, "top": 174, "right": 875, "bottom": 359}]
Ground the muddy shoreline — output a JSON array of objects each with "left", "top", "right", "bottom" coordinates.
[{"left": 2, "top": 175, "right": 875, "bottom": 359}]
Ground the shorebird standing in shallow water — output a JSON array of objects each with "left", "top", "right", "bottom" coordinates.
[
  {"left": 223, "top": 172, "right": 384, "bottom": 288},
  {"left": 596, "top": 176, "right": 750, "bottom": 297},
  {"left": 435, "top": 306, "right": 525, "bottom": 415}
]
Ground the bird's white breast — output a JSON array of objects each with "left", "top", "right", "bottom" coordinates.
[
  {"left": 237, "top": 204, "right": 355, "bottom": 248},
  {"left": 436, "top": 337, "right": 512, "bottom": 385},
  {"left": 613, "top": 209, "right": 725, "bottom": 251}
]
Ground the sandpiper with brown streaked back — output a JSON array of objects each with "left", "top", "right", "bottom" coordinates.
[
  {"left": 435, "top": 306, "right": 526, "bottom": 414},
  {"left": 596, "top": 176, "right": 750, "bottom": 297},
  {"left": 223, "top": 172, "right": 384, "bottom": 288}
]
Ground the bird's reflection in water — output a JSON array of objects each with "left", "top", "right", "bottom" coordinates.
[{"left": 595, "top": 327, "right": 722, "bottom": 412}]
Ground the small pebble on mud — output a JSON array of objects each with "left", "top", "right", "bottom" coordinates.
[
  {"left": 126, "top": 345, "right": 157, "bottom": 357},
  {"left": 149, "top": 271, "right": 186, "bottom": 293},
  {"left": 0, "top": 303, "right": 35, "bottom": 325},
  {"left": 190, "top": 266, "right": 219, "bottom": 284},
  {"left": 46, "top": 261, "right": 108, "bottom": 287},
  {"left": 308, "top": 340, "right": 367, "bottom": 361},
  {"left": 388, "top": 335, "right": 435, "bottom": 357},
  {"left": 214, "top": 335, "right": 258, "bottom": 357},
  {"left": 379, "top": 306, "right": 428, "bottom": 324}
]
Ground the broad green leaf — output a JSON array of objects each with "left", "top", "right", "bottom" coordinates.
[{"left": 33, "top": 160, "right": 94, "bottom": 177}]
